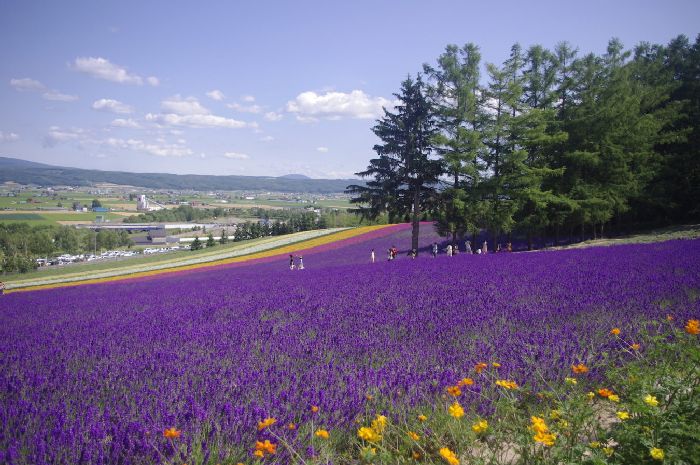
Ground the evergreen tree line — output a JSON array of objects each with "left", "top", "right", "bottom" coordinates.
[
  {"left": 0, "top": 224, "right": 133, "bottom": 273},
  {"left": 349, "top": 35, "right": 700, "bottom": 250}
]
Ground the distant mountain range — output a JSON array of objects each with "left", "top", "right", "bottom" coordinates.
[{"left": 0, "top": 157, "right": 360, "bottom": 193}]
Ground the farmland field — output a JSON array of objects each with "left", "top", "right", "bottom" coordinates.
[{"left": 1, "top": 224, "right": 699, "bottom": 464}]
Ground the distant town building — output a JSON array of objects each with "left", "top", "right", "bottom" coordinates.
[{"left": 137, "top": 194, "right": 165, "bottom": 212}]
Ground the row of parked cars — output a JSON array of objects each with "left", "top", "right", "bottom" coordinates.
[{"left": 36, "top": 246, "right": 190, "bottom": 266}]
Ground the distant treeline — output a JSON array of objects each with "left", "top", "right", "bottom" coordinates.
[
  {"left": 0, "top": 224, "right": 132, "bottom": 273},
  {"left": 0, "top": 157, "right": 357, "bottom": 193},
  {"left": 349, "top": 35, "right": 700, "bottom": 249}
]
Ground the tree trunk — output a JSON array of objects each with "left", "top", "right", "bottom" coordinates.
[
  {"left": 411, "top": 187, "right": 420, "bottom": 253},
  {"left": 580, "top": 222, "right": 585, "bottom": 242},
  {"left": 527, "top": 231, "right": 533, "bottom": 251},
  {"left": 593, "top": 223, "right": 597, "bottom": 240}
]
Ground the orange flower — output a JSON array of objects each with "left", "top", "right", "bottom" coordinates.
[
  {"left": 257, "top": 417, "right": 277, "bottom": 431},
  {"left": 598, "top": 388, "right": 614, "bottom": 398},
  {"left": 163, "top": 427, "right": 181, "bottom": 439},
  {"left": 418, "top": 414, "right": 427, "bottom": 422},
  {"left": 631, "top": 343, "right": 641, "bottom": 351},
  {"left": 254, "top": 440, "right": 277, "bottom": 456},
  {"left": 311, "top": 405, "right": 319, "bottom": 413},
  {"left": 571, "top": 363, "right": 588, "bottom": 374},
  {"left": 685, "top": 319, "right": 700, "bottom": 335},
  {"left": 365, "top": 394, "right": 373, "bottom": 401},
  {"left": 458, "top": 377, "right": 474, "bottom": 387},
  {"left": 315, "top": 429, "right": 329, "bottom": 439},
  {"left": 287, "top": 423, "right": 296, "bottom": 430},
  {"left": 610, "top": 328, "right": 621, "bottom": 336},
  {"left": 666, "top": 314, "right": 674, "bottom": 321},
  {"left": 407, "top": 431, "right": 420, "bottom": 441},
  {"left": 446, "top": 385, "right": 462, "bottom": 397},
  {"left": 474, "top": 362, "right": 488, "bottom": 373}
]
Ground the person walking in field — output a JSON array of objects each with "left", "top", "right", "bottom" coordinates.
[
  {"left": 465, "top": 240, "right": 472, "bottom": 254},
  {"left": 289, "top": 254, "right": 296, "bottom": 270},
  {"left": 387, "top": 248, "right": 393, "bottom": 261},
  {"left": 371, "top": 248, "right": 375, "bottom": 263},
  {"left": 0, "top": 281, "right": 5, "bottom": 295},
  {"left": 298, "top": 256, "right": 304, "bottom": 270},
  {"left": 446, "top": 244, "right": 453, "bottom": 257},
  {"left": 432, "top": 242, "right": 438, "bottom": 257},
  {"left": 482, "top": 241, "right": 488, "bottom": 255}
]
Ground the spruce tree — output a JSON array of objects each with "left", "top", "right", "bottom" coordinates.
[{"left": 348, "top": 75, "right": 443, "bottom": 253}]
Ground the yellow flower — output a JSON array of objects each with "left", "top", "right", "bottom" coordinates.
[
  {"left": 418, "top": 414, "right": 427, "bottom": 422},
  {"left": 495, "top": 379, "right": 518, "bottom": 390},
  {"left": 163, "top": 427, "right": 181, "bottom": 439},
  {"left": 311, "top": 405, "right": 319, "bottom": 413},
  {"left": 533, "top": 431, "right": 556, "bottom": 446},
  {"left": 357, "top": 426, "right": 381, "bottom": 443},
  {"left": 315, "top": 429, "right": 329, "bottom": 439},
  {"left": 589, "top": 441, "right": 601, "bottom": 448},
  {"left": 608, "top": 394, "right": 620, "bottom": 403},
  {"left": 371, "top": 414, "right": 387, "bottom": 433},
  {"left": 365, "top": 394, "right": 373, "bottom": 401},
  {"left": 650, "top": 447, "right": 665, "bottom": 461},
  {"left": 530, "top": 416, "right": 549, "bottom": 434},
  {"left": 616, "top": 411, "right": 630, "bottom": 420},
  {"left": 446, "top": 385, "right": 462, "bottom": 397},
  {"left": 610, "top": 328, "right": 621, "bottom": 336},
  {"left": 565, "top": 377, "right": 578, "bottom": 385},
  {"left": 685, "top": 319, "right": 700, "bottom": 335},
  {"left": 257, "top": 417, "right": 277, "bottom": 431},
  {"left": 254, "top": 440, "right": 276, "bottom": 456},
  {"left": 631, "top": 343, "right": 641, "bottom": 351},
  {"left": 492, "top": 362, "right": 501, "bottom": 368},
  {"left": 439, "top": 447, "right": 460, "bottom": 465},
  {"left": 407, "top": 431, "right": 420, "bottom": 441},
  {"left": 603, "top": 447, "right": 614, "bottom": 457},
  {"left": 471, "top": 419, "right": 488, "bottom": 434},
  {"left": 458, "top": 377, "right": 474, "bottom": 387},
  {"left": 287, "top": 423, "right": 296, "bottom": 430},
  {"left": 571, "top": 363, "right": 589, "bottom": 374},
  {"left": 586, "top": 391, "right": 596, "bottom": 400},
  {"left": 448, "top": 401, "right": 464, "bottom": 418},
  {"left": 474, "top": 362, "right": 488, "bottom": 373},
  {"left": 644, "top": 394, "right": 659, "bottom": 407},
  {"left": 549, "top": 410, "right": 561, "bottom": 420}
]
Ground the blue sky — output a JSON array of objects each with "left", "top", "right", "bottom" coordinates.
[{"left": 1, "top": 0, "right": 698, "bottom": 179}]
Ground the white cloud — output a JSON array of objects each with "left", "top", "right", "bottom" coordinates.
[
  {"left": 316, "top": 146, "right": 329, "bottom": 153},
  {"left": 92, "top": 98, "right": 133, "bottom": 114},
  {"left": 286, "top": 89, "right": 393, "bottom": 120},
  {"left": 259, "top": 135, "right": 274, "bottom": 142},
  {"left": 111, "top": 118, "right": 141, "bottom": 128},
  {"left": 242, "top": 95, "right": 255, "bottom": 102},
  {"left": 73, "top": 57, "right": 158, "bottom": 86},
  {"left": 0, "top": 131, "right": 20, "bottom": 142},
  {"left": 161, "top": 95, "right": 209, "bottom": 115},
  {"left": 146, "top": 76, "right": 160, "bottom": 87},
  {"left": 227, "top": 102, "right": 263, "bottom": 113},
  {"left": 43, "top": 126, "right": 84, "bottom": 147},
  {"left": 102, "top": 137, "right": 192, "bottom": 157},
  {"left": 42, "top": 91, "right": 78, "bottom": 102},
  {"left": 10, "top": 78, "right": 45, "bottom": 91},
  {"left": 264, "top": 111, "right": 283, "bottom": 121},
  {"left": 206, "top": 89, "right": 225, "bottom": 101},
  {"left": 223, "top": 151, "right": 250, "bottom": 159},
  {"left": 146, "top": 113, "right": 254, "bottom": 129}
]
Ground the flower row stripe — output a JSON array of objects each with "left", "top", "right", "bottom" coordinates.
[{"left": 8, "top": 224, "right": 401, "bottom": 293}]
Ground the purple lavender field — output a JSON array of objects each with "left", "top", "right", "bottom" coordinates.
[{"left": 1, "top": 225, "right": 699, "bottom": 465}]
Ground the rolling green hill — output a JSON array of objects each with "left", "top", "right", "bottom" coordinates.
[{"left": 0, "top": 156, "right": 360, "bottom": 193}]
